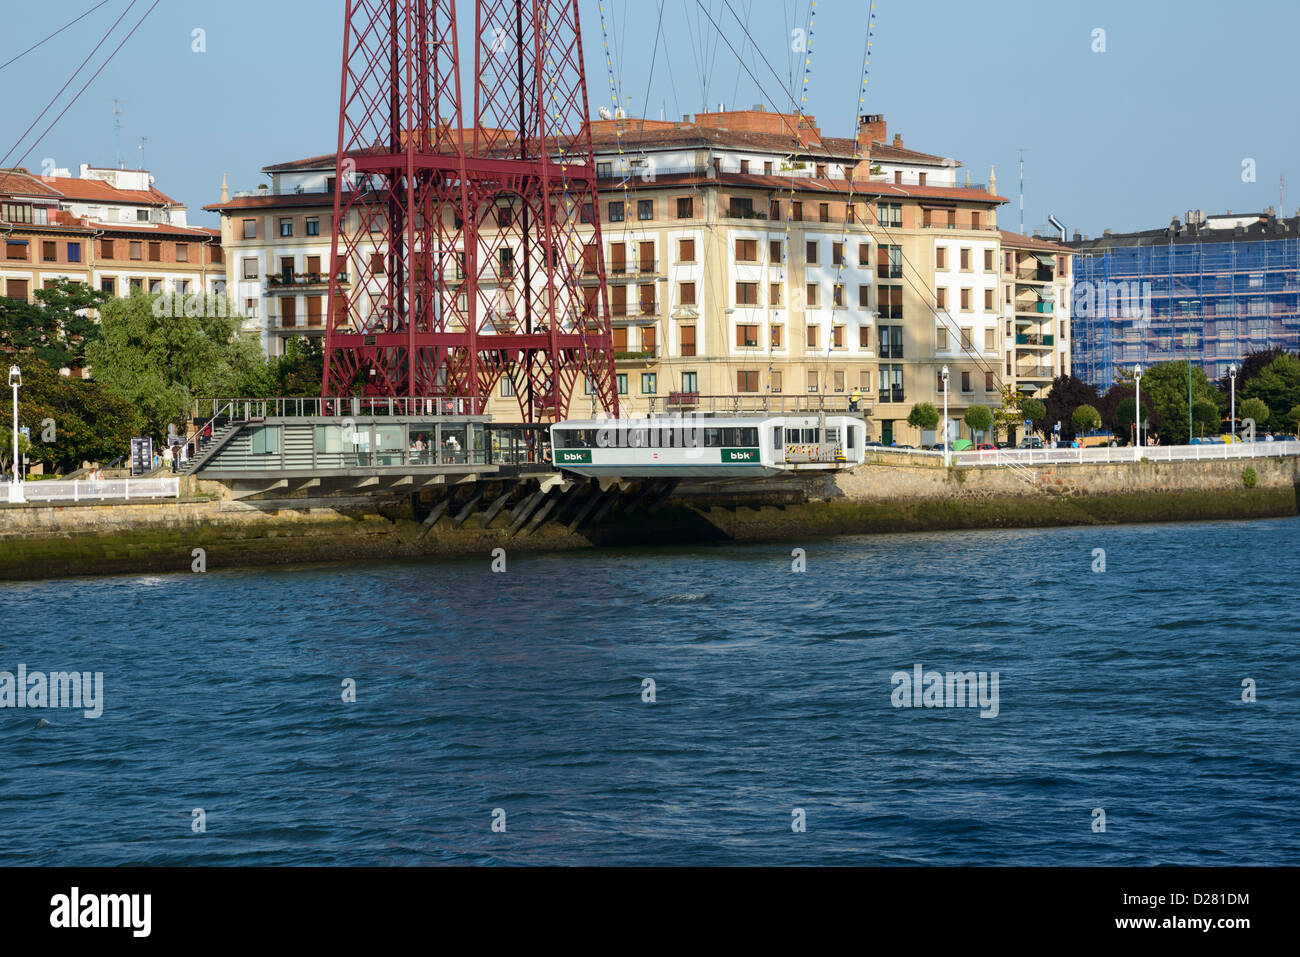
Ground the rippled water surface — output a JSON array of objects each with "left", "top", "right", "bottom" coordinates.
[{"left": 1, "top": 517, "right": 1297, "bottom": 865}]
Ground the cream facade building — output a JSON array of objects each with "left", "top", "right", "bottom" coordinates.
[{"left": 209, "top": 109, "right": 1072, "bottom": 443}]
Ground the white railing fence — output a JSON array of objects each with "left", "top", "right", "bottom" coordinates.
[
  {"left": 14, "top": 478, "right": 181, "bottom": 503},
  {"left": 952, "top": 440, "right": 1300, "bottom": 468}
]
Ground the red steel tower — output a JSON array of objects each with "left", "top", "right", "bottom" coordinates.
[{"left": 322, "top": 0, "right": 619, "bottom": 421}]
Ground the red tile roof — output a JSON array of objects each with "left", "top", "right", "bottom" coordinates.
[
  {"left": 0, "top": 168, "right": 65, "bottom": 199},
  {"left": 999, "top": 229, "right": 1072, "bottom": 253},
  {"left": 43, "top": 175, "right": 180, "bottom": 207}
]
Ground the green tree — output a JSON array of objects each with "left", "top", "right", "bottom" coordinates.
[
  {"left": 1072, "top": 403, "right": 1101, "bottom": 433},
  {"left": 1239, "top": 353, "right": 1300, "bottom": 432},
  {"left": 1115, "top": 396, "right": 1150, "bottom": 443},
  {"left": 991, "top": 385, "right": 1023, "bottom": 441},
  {"left": 906, "top": 401, "right": 940, "bottom": 431},
  {"left": 964, "top": 404, "right": 993, "bottom": 439},
  {"left": 1191, "top": 398, "right": 1220, "bottom": 437},
  {"left": 1288, "top": 404, "right": 1300, "bottom": 436},
  {"left": 1239, "top": 397, "right": 1270, "bottom": 433},
  {"left": 1020, "top": 397, "right": 1047, "bottom": 433},
  {"left": 1044, "top": 374, "right": 1102, "bottom": 438},
  {"left": 1136, "top": 361, "right": 1221, "bottom": 443},
  {"left": 5, "top": 358, "right": 142, "bottom": 474},
  {"left": 85, "top": 293, "right": 265, "bottom": 438},
  {"left": 0, "top": 278, "right": 106, "bottom": 370}
]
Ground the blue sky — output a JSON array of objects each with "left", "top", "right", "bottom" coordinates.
[{"left": 2, "top": 0, "right": 1295, "bottom": 235}]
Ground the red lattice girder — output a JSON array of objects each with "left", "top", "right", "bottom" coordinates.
[{"left": 323, "top": 0, "right": 619, "bottom": 421}]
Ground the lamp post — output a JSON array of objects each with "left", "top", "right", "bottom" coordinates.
[
  {"left": 1228, "top": 363, "right": 1237, "bottom": 439},
  {"left": 1133, "top": 363, "right": 1143, "bottom": 460},
  {"left": 941, "top": 365, "right": 950, "bottom": 466},
  {"left": 8, "top": 364, "right": 23, "bottom": 504}
]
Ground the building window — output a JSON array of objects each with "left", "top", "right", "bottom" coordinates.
[
  {"left": 878, "top": 285, "right": 902, "bottom": 319},
  {"left": 769, "top": 199, "right": 781, "bottom": 220},
  {"left": 832, "top": 242, "right": 844, "bottom": 266},
  {"left": 680, "top": 326, "right": 696, "bottom": 357},
  {"left": 129, "top": 242, "right": 143, "bottom": 260},
  {"left": 735, "top": 238, "right": 757, "bottom": 262},
  {"left": 879, "top": 325, "right": 903, "bottom": 358},
  {"left": 735, "top": 323, "right": 759, "bottom": 347},
  {"left": 936, "top": 247, "right": 947, "bottom": 270},
  {"left": 877, "top": 202, "right": 902, "bottom": 227},
  {"left": 832, "top": 284, "right": 844, "bottom": 307},
  {"left": 818, "top": 203, "right": 829, "bottom": 223},
  {"left": 805, "top": 283, "right": 819, "bottom": 308},
  {"left": 306, "top": 217, "right": 320, "bottom": 236},
  {"left": 984, "top": 289, "right": 994, "bottom": 310},
  {"left": 99, "top": 239, "right": 115, "bottom": 259},
  {"left": 67, "top": 242, "right": 81, "bottom": 263},
  {"left": 879, "top": 364, "right": 903, "bottom": 403},
  {"left": 678, "top": 238, "right": 695, "bottom": 262},
  {"left": 728, "top": 197, "right": 754, "bottom": 218},
  {"left": 737, "top": 370, "right": 759, "bottom": 393},
  {"left": 960, "top": 248, "right": 971, "bottom": 270},
  {"left": 791, "top": 200, "right": 803, "bottom": 220},
  {"left": 936, "top": 288, "right": 947, "bottom": 310},
  {"left": 858, "top": 242, "right": 870, "bottom": 266},
  {"left": 770, "top": 282, "right": 782, "bottom": 306},
  {"left": 770, "top": 239, "right": 782, "bottom": 262},
  {"left": 960, "top": 327, "right": 974, "bottom": 350},
  {"left": 936, "top": 326, "right": 949, "bottom": 351},
  {"left": 148, "top": 242, "right": 162, "bottom": 262},
  {"left": 961, "top": 371, "right": 972, "bottom": 393},
  {"left": 176, "top": 244, "right": 190, "bottom": 262},
  {"left": 642, "top": 372, "right": 657, "bottom": 394},
  {"left": 500, "top": 378, "right": 516, "bottom": 397},
  {"left": 100, "top": 278, "right": 116, "bottom": 295},
  {"left": 807, "top": 370, "right": 819, "bottom": 392},
  {"left": 676, "top": 197, "right": 693, "bottom": 219},
  {"left": 735, "top": 282, "right": 759, "bottom": 306},
  {"left": 242, "top": 257, "right": 259, "bottom": 279},
  {"left": 41, "top": 241, "right": 57, "bottom": 262},
  {"left": 983, "top": 249, "right": 994, "bottom": 271},
  {"left": 5, "top": 278, "right": 29, "bottom": 301},
  {"left": 985, "top": 328, "right": 996, "bottom": 352},
  {"left": 972, "top": 211, "right": 982, "bottom": 230},
  {"left": 280, "top": 218, "right": 294, "bottom": 237},
  {"left": 771, "top": 370, "right": 783, "bottom": 392},
  {"left": 807, "top": 325, "right": 817, "bottom": 348},
  {"left": 637, "top": 199, "right": 653, "bottom": 220},
  {"left": 245, "top": 298, "right": 258, "bottom": 318},
  {"left": 985, "top": 371, "right": 996, "bottom": 392},
  {"left": 960, "top": 288, "right": 971, "bottom": 311},
  {"left": 242, "top": 219, "right": 257, "bottom": 239},
  {"left": 681, "top": 371, "right": 698, "bottom": 393},
  {"left": 771, "top": 325, "right": 784, "bottom": 348},
  {"left": 580, "top": 202, "right": 594, "bottom": 224},
  {"left": 679, "top": 281, "right": 696, "bottom": 306},
  {"left": 833, "top": 370, "right": 846, "bottom": 392},
  {"left": 608, "top": 201, "right": 625, "bottom": 222},
  {"left": 878, "top": 245, "right": 902, "bottom": 279},
  {"left": 136, "top": 209, "right": 150, "bottom": 222},
  {"left": 832, "top": 325, "right": 844, "bottom": 348},
  {"left": 806, "top": 240, "right": 819, "bottom": 265},
  {"left": 858, "top": 286, "right": 871, "bottom": 309}
]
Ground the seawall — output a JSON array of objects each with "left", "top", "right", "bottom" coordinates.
[{"left": 0, "top": 457, "right": 1295, "bottom": 580}]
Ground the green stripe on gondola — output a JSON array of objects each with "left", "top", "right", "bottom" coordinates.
[
  {"left": 556, "top": 449, "right": 592, "bottom": 464},
  {"left": 721, "top": 447, "right": 761, "bottom": 464}
]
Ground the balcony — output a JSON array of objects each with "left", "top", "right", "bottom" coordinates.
[
  {"left": 1015, "top": 366, "right": 1054, "bottom": 379},
  {"left": 266, "top": 272, "right": 348, "bottom": 293},
  {"left": 606, "top": 259, "right": 660, "bottom": 277},
  {"left": 877, "top": 265, "right": 903, "bottom": 280},
  {"left": 877, "top": 387, "right": 905, "bottom": 404},
  {"left": 1015, "top": 333, "right": 1055, "bottom": 346},
  {"left": 1016, "top": 267, "right": 1055, "bottom": 283},
  {"left": 614, "top": 347, "right": 658, "bottom": 365}
]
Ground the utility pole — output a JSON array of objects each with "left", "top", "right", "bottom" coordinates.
[
  {"left": 112, "top": 99, "right": 124, "bottom": 170},
  {"left": 138, "top": 136, "right": 147, "bottom": 171}
]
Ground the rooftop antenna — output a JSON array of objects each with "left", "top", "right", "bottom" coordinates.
[
  {"left": 1016, "top": 147, "right": 1028, "bottom": 234},
  {"left": 1280, "top": 171, "right": 1285, "bottom": 219},
  {"left": 113, "top": 98, "right": 124, "bottom": 169},
  {"left": 138, "top": 136, "right": 147, "bottom": 171}
]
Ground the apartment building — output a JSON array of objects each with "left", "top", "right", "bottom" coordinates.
[
  {"left": 0, "top": 166, "right": 225, "bottom": 321},
  {"left": 210, "top": 109, "right": 1072, "bottom": 442},
  {"left": 999, "top": 231, "right": 1073, "bottom": 398},
  {"left": 1068, "top": 210, "right": 1300, "bottom": 389}
]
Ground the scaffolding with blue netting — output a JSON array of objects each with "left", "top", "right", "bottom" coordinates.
[{"left": 1072, "top": 237, "right": 1300, "bottom": 388}]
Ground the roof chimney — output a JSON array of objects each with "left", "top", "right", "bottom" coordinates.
[
  {"left": 988, "top": 165, "right": 996, "bottom": 196},
  {"left": 892, "top": 132, "right": 903, "bottom": 148},
  {"left": 220, "top": 172, "right": 229, "bottom": 203}
]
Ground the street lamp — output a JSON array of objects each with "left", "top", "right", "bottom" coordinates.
[
  {"left": 1133, "top": 363, "right": 1143, "bottom": 459},
  {"left": 1228, "top": 363, "right": 1237, "bottom": 439},
  {"left": 940, "top": 365, "right": 950, "bottom": 466},
  {"left": 8, "top": 364, "right": 23, "bottom": 504}
]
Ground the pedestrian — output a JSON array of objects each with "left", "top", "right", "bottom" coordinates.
[
  {"left": 848, "top": 386, "right": 861, "bottom": 413},
  {"left": 164, "top": 444, "right": 174, "bottom": 473}
]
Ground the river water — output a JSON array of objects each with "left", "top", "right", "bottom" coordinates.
[{"left": 1, "top": 516, "right": 1296, "bottom": 865}]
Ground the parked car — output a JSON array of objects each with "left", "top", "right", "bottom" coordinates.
[
  {"left": 1017, "top": 436, "right": 1044, "bottom": 449},
  {"left": 975, "top": 443, "right": 997, "bottom": 451}
]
